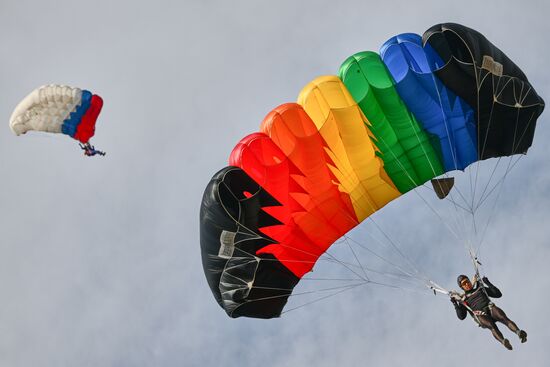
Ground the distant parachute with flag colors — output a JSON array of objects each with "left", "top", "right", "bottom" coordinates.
[
  {"left": 9, "top": 84, "right": 103, "bottom": 144},
  {"left": 200, "top": 23, "right": 544, "bottom": 318}
]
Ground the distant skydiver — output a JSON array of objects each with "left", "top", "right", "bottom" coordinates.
[
  {"left": 450, "top": 275, "right": 527, "bottom": 350},
  {"left": 9, "top": 85, "right": 105, "bottom": 157},
  {"left": 79, "top": 142, "right": 106, "bottom": 157}
]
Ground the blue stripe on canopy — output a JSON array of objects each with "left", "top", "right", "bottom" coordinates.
[
  {"left": 62, "top": 90, "right": 92, "bottom": 138},
  {"left": 380, "top": 33, "right": 477, "bottom": 172}
]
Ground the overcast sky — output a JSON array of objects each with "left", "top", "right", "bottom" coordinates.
[{"left": 1, "top": 1, "right": 549, "bottom": 366}]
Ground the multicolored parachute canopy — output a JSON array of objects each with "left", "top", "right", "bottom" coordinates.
[
  {"left": 9, "top": 84, "right": 103, "bottom": 144},
  {"left": 200, "top": 23, "right": 544, "bottom": 318}
]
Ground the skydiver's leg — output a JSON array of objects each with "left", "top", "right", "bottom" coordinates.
[
  {"left": 490, "top": 305, "right": 527, "bottom": 342},
  {"left": 490, "top": 305, "right": 519, "bottom": 332},
  {"left": 478, "top": 315, "right": 512, "bottom": 350}
]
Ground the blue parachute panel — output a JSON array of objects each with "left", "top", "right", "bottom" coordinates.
[
  {"left": 62, "top": 90, "right": 92, "bottom": 138},
  {"left": 380, "top": 33, "right": 477, "bottom": 172}
]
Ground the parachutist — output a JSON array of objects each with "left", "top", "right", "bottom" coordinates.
[
  {"left": 10, "top": 85, "right": 105, "bottom": 153},
  {"left": 451, "top": 275, "right": 527, "bottom": 350},
  {"left": 79, "top": 142, "right": 106, "bottom": 157}
]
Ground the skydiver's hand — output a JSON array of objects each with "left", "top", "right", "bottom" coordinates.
[
  {"left": 450, "top": 298, "right": 458, "bottom": 306},
  {"left": 482, "top": 276, "right": 489, "bottom": 284},
  {"left": 449, "top": 291, "right": 461, "bottom": 302}
]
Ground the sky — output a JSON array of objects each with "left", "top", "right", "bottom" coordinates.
[{"left": 1, "top": 0, "right": 549, "bottom": 366}]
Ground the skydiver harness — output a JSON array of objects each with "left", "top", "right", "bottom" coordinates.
[
  {"left": 458, "top": 286, "right": 495, "bottom": 326},
  {"left": 462, "top": 299, "right": 495, "bottom": 325},
  {"left": 465, "top": 251, "right": 494, "bottom": 324}
]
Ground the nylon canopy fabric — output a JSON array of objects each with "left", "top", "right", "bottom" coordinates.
[
  {"left": 200, "top": 166, "right": 299, "bottom": 318},
  {"left": 339, "top": 51, "right": 444, "bottom": 192},
  {"left": 422, "top": 23, "right": 545, "bottom": 159},
  {"left": 199, "top": 23, "right": 544, "bottom": 318},
  {"left": 9, "top": 84, "right": 104, "bottom": 143},
  {"left": 380, "top": 33, "right": 478, "bottom": 171},
  {"left": 297, "top": 75, "right": 402, "bottom": 220}
]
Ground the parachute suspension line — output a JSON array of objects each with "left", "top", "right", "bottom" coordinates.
[
  {"left": 360, "top": 125, "right": 468, "bottom": 238},
  {"left": 473, "top": 157, "right": 502, "bottom": 212},
  {"left": 337, "top": 235, "right": 430, "bottom": 285},
  {"left": 301, "top": 277, "right": 368, "bottom": 282},
  {"left": 279, "top": 282, "right": 367, "bottom": 315},
  {"left": 224, "top": 228, "right": 369, "bottom": 283},
  {"left": 343, "top": 235, "right": 370, "bottom": 281},
  {"left": 231, "top": 281, "right": 425, "bottom": 318},
  {"left": 280, "top": 276, "right": 437, "bottom": 316},
  {"left": 424, "top": 90, "right": 471, "bottom": 211},
  {"left": 475, "top": 155, "right": 522, "bottom": 213},
  {"left": 314, "top": 134, "right": 442, "bottom": 292},
  {"left": 473, "top": 104, "right": 518, "bottom": 213},
  {"left": 281, "top": 242, "right": 369, "bottom": 282},
  {"left": 352, "top": 217, "right": 450, "bottom": 295},
  {"left": 442, "top": 179, "right": 471, "bottom": 214},
  {"left": 411, "top": 189, "right": 460, "bottom": 241},
  {"left": 318, "top": 251, "right": 429, "bottom": 291},
  {"left": 327, "top": 137, "right": 434, "bottom": 282},
  {"left": 366, "top": 217, "right": 430, "bottom": 280},
  {"left": 474, "top": 108, "right": 533, "bottom": 256},
  {"left": 465, "top": 74, "right": 529, "bottom": 277},
  {"left": 309, "top": 259, "right": 415, "bottom": 282},
  {"left": 362, "top": 115, "right": 466, "bottom": 249},
  {"left": 428, "top": 68, "right": 484, "bottom": 248},
  {"left": 399, "top": 79, "right": 478, "bottom": 253},
  {"left": 301, "top": 138, "right": 433, "bottom": 284},
  {"left": 472, "top": 71, "right": 504, "bottom": 214},
  {"left": 477, "top": 108, "right": 533, "bottom": 212},
  {"left": 458, "top": 51, "right": 505, "bottom": 278},
  {"left": 244, "top": 282, "right": 372, "bottom": 293},
  {"left": 222, "top": 154, "right": 429, "bottom": 292},
  {"left": 276, "top": 275, "right": 433, "bottom": 317},
  {"left": 234, "top": 282, "right": 366, "bottom": 305},
  {"left": 469, "top": 102, "right": 533, "bottom": 257},
  {"left": 219, "top": 250, "right": 371, "bottom": 300},
  {"left": 511, "top": 109, "right": 538, "bottom": 155},
  {"left": 463, "top": 72, "right": 510, "bottom": 269},
  {"left": 343, "top": 235, "right": 426, "bottom": 284},
  {"left": 475, "top": 158, "right": 514, "bottom": 258},
  {"left": 318, "top": 254, "right": 368, "bottom": 282}
]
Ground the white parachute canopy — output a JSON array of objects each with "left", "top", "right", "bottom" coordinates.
[{"left": 9, "top": 85, "right": 84, "bottom": 136}]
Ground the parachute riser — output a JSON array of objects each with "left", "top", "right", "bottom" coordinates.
[{"left": 427, "top": 280, "right": 450, "bottom": 296}]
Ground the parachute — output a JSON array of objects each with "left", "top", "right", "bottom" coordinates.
[
  {"left": 200, "top": 23, "right": 544, "bottom": 318},
  {"left": 9, "top": 84, "right": 104, "bottom": 145}
]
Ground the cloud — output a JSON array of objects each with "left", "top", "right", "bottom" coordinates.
[{"left": 0, "top": 0, "right": 549, "bottom": 366}]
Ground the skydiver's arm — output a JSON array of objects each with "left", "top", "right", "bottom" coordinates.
[
  {"left": 482, "top": 277, "right": 502, "bottom": 298},
  {"left": 454, "top": 302, "right": 467, "bottom": 320},
  {"left": 450, "top": 295, "right": 467, "bottom": 320}
]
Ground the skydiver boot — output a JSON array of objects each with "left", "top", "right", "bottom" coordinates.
[
  {"left": 502, "top": 339, "right": 513, "bottom": 350},
  {"left": 517, "top": 330, "right": 527, "bottom": 343}
]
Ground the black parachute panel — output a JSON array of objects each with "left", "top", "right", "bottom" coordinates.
[
  {"left": 200, "top": 166, "right": 300, "bottom": 318},
  {"left": 423, "top": 23, "right": 545, "bottom": 160}
]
